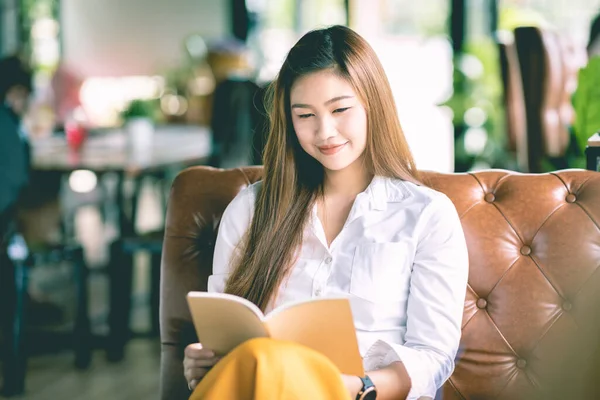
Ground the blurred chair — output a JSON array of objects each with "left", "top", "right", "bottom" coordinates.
[
  {"left": 497, "top": 31, "right": 528, "bottom": 171},
  {"left": 107, "top": 233, "right": 163, "bottom": 361},
  {"left": 0, "top": 208, "right": 91, "bottom": 396},
  {"left": 106, "top": 174, "right": 167, "bottom": 362},
  {"left": 513, "top": 26, "right": 578, "bottom": 172}
]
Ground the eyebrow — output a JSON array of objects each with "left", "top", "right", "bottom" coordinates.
[{"left": 291, "top": 95, "right": 354, "bottom": 109}]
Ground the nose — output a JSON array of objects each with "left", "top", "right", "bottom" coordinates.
[{"left": 315, "top": 115, "right": 337, "bottom": 141}]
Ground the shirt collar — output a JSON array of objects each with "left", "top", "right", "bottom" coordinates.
[
  {"left": 367, "top": 176, "right": 388, "bottom": 211},
  {"left": 367, "top": 176, "right": 412, "bottom": 211},
  {"left": 310, "top": 176, "right": 411, "bottom": 216}
]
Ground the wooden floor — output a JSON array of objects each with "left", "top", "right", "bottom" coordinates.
[{"left": 0, "top": 338, "right": 161, "bottom": 400}]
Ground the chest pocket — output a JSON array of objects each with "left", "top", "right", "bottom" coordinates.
[{"left": 350, "top": 241, "right": 414, "bottom": 304}]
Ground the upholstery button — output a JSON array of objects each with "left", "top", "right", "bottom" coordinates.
[
  {"left": 516, "top": 359, "right": 527, "bottom": 369},
  {"left": 562, "top": 301, "right": 573, "bottom": 311},
  {"left": 484, "top": 193, "right": 495, "bottom": 203},
  {"left": 566, "top": 193, "right": 576, "bottom": 203},
  {"left": 476, "top": 298, "right": 487, "bottom": 309},
  {"left": 520, "top": 246, "right": 532, "bottom": 256}
]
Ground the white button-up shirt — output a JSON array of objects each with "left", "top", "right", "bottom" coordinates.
[{"left": 208, "top": 176, "right": 469, "bottom": 400}]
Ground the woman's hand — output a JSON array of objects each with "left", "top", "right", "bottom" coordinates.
[
  {"left": 183, "top": 343, "right": 221, "bottom": 390},
  {"left": 341, "top": 374, "right": 363, "bottom": 399}
]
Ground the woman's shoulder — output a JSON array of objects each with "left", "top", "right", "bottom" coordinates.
[
  {"left": 236, "top": 180, "right": 263, "bottom": 201},
  {"left": 386, "top": 178, "right": 464, "bottom": 237},
  {"left": 218, "top": 180, "right": 262, "bottom": 236},
  {"left": 386, "top": 177, "right": 455, "bottom": 211},
  {"left": 223, "top": 180, "right": 262, "bottom": 217}
]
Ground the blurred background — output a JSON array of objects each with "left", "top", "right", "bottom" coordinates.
[{"left": 1, "top": 0, "right": 600, "bottom": 398}]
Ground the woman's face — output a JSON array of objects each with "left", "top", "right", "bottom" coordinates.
[{"left": 290, "top": 70, "right": 367, "bottom": 172}]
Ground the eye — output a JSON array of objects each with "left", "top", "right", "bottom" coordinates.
[
  {"left": 333, "top": 107, "right": 351, "bottom": 114},
  {"left": 298, "top": 113, "right": 314, "bottom": 119}
]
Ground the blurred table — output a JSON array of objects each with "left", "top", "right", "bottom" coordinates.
[
  {"left": 31, "top": 124, "right": 211, "bottom": 175},
  {"left": 30, "top": 125, "right": 212, "bottom": 236}
]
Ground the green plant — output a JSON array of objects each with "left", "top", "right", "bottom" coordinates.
[
  {"left": 442, "top": 38, "right": 513, "bottom": 172},
  {"left": 121, "top": 99, "right": 158, "bottom": 122},
  {"left": 573, "top": 56, "right": 600, "bottom": 154}
]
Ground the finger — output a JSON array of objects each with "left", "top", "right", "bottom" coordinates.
[
  {"left": 183, "top": 358, "right": 218, "bottom": 368},
  {"left": 184, "top": 366, "right": 206, "bottom": 381},
  {"left": 185, "top": 344, "right": 215, "bottom": 359},
  {"left": 188, "top": 357, "right": 220, "bottom": 368},
  {"left": 189, "top": 379, "right": 199, "bottom": 391},
  {"left": 183, "top": 354, "right": 220, "bottom": 369},
  {"left": 185, "top": 367, "right": 209, "bottom": 382}
]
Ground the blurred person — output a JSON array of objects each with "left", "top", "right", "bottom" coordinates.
[
  {"left": 0, "top": 55, "right": 62, "bottom": 244},
  {"left": 0, "top": 55, "right": 63, "bottom": 324},
  {"left": 183, "top": 26, "right": 469, "bottom": 400},
  {"left": 0, "top": 55, "right": 32, "bottom": 233}
]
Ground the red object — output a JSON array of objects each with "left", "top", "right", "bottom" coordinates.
[{"left": 65, "top": 121, "right": 87, "bottom": 151}]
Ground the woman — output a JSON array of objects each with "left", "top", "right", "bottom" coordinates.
[{"left": 184, "top": 25, "right": 469, "bottom": 400}]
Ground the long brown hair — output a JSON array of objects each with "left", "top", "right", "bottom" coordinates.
[{"left": 224, "top": 25, "right": 421, "bottom": 311}]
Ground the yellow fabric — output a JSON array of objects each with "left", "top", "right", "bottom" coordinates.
[{"left": 190, "top": 337, "right": 350, "bottom": 400}]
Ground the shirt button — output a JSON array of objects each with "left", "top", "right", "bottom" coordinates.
[
  {"left": 325, "top": 257, "right": 333, "bottom": 264},
  {"left": 315, "top": 288, "right": 322, "bottom": 296}
]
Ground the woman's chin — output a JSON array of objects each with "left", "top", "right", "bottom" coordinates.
[{"left": 319, "top": 160, "right": 355, "bottom": 173}]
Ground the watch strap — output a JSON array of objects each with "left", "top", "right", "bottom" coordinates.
[{"left": 356, "top": 375, "right": 376, "bottom": 400}]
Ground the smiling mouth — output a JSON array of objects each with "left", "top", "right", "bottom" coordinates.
[{"left": 318, "top": 142, "right": 347, "bottom": 155}]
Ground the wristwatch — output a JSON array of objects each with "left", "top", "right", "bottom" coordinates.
[{"left": 356, "top": 375, "right": 377, "bottom": 400}]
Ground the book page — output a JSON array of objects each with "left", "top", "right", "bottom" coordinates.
[
  {"left": 186, "top": 292, "right": 269, "bottom": 356},
  {"left": 265, "top": 297, "right": 364, "bottom": 376}
]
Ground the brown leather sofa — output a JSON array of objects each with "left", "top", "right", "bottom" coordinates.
[{"left": 160, "top": 167, "right": 600, "bottom": 400}]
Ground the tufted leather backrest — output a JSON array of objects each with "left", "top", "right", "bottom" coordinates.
[
  {"left": 427, "top": 170, "right": 600, "bottom": 399},
  {"left": 160, "top": 167, "right": 600, "bottom": 400}
]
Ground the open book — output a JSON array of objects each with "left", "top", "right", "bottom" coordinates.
[{"left": 186, "top": 292, "right": 364, "bottom": 376}]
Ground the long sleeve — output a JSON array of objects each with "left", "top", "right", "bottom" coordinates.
[
  {"left": 363, "top": 194, "right": 469, "bottom": 399},
  {"left": 207, "top": 184, "right": 256, "bottom": 293}
]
